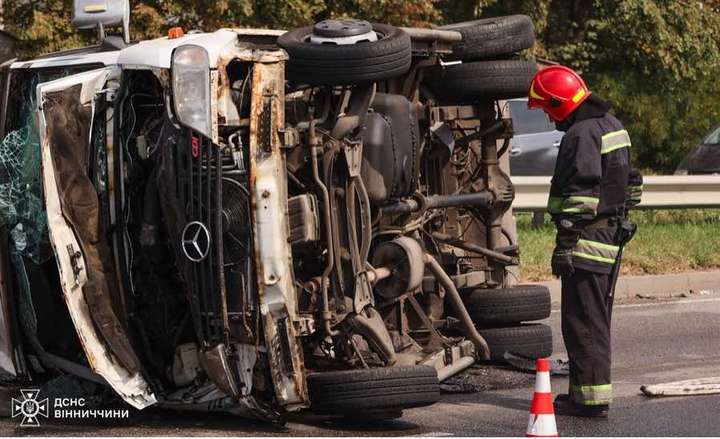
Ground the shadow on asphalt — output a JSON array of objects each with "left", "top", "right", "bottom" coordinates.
[
  {"left": 6, "top": 408, "right": 288, "bottom": 436},
  {"left": 443, "top": 391, "right": 530, "bottom": 412},
  {"left": 287, "top": 413, "right": 420, "bottom": 434}
]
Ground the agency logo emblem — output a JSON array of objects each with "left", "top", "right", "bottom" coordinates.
[{"left": 11, "top": 389, "right": 49, "bottom": 427}]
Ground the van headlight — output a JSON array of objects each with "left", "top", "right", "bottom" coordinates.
[{"left": 172, "top": 45, "right": 211, "bottom": 137}]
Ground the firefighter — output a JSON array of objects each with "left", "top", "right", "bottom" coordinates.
[{"left": 527, "top": 65, "right": 643, "bottom": 418}]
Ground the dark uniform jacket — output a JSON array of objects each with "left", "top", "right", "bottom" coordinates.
[{"left": 548, "top": 96, "right": 643, "bottom": 274}]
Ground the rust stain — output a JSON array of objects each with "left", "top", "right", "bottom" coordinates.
[{"left": 246, "top": 57, "right": 308, "bottom": 407}]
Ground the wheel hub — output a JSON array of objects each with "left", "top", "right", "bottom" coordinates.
[{"left": 310, "top": 19, "right": 378, "bottom": 45}]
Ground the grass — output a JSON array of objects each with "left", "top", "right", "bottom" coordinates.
[{"left": 516, "top": 209, "right": 720, "bottom": 282}]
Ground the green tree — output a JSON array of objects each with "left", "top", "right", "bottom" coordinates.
[
  {"left": 3, "top": 0, "right": 441, "bottom": 55},
  {"left": 443, "top": 0, "right": 720, "bottom": 172},
  {"left": 4, "top": 0, "right": 92, "bottom": 56},
  {"left": 4, "top": 0, "right": 720, "bottom": 172}
]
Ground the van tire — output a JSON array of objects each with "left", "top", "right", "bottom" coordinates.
[
  {"left": 278, "top": 23, "right": 412, "bottom": 85},
  {"left": 425, "top": 60, "right": 537, "bottom": 103},
  {"left": 479, "top": 324, "right": 553, "bottom": 361},
  {"left": 463, "top": 285, "right": 551, "bottom": 325},
  {"left": 307, "top": 366, "right": 440, "bottom": 415},
  {"left": 440, "top": 15, "right": 535, "bottom": 60}
]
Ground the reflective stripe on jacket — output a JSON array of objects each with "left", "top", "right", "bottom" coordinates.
[{"left": 548, "top": 112, "right": 637, "bottom": 274}]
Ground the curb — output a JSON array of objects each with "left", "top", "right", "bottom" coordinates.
[{"left": 533, "top": 271, "right": 720, "bottom": 303}]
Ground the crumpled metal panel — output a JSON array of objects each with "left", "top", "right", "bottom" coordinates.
[{"left": 37, "top": 68, "right": 156, "bottom": 409}]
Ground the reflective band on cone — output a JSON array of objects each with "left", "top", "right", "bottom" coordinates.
[{"left": 526, "top": 358, "right": 559, "bottom": 437}]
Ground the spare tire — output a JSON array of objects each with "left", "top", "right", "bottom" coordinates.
[
  {"left": 463, "top": 285, "right": 551, "bottom": 325},
  {"left": 425, "top": 59, "right": 537, "bottom": 103},
  {"left": 479, "top": 324, "right": 553, "bottom": 362},
  {"left": 278, "top": 23, "right": 412, "bottom": 85},
  {"left": 440, "top": 15, "right": 535, "bottom": 60},
  {"left": 307, "top": 366, "right": 440, "bottom": 415}
]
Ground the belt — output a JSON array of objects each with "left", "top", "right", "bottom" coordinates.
[{"left": 581, "top": 216, "right": 618, "bottom": 230}]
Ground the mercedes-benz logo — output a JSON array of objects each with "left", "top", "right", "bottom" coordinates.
[{"left": 181, "top": 221, "right": 211, "bottom": 262}]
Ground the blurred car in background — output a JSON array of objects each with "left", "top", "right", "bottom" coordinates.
[
  {"left": 675, "top": 125, "right": 720, "bottom": 175},
  {"left": 506, "top": 98, "right": 563, "bottom": 176}
]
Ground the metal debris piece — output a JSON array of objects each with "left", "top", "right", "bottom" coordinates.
[
  {"left": 503, "top": 352, "right": 570, "bottom": 376},
  {"left": 439, "top": 373, "right": 486, "bottom": 394},
  {"left": 439, "top": 364, "right": 534, "bottom": 394},
  {"left": 641, "top": 377, "right": 720, "bottom": 397}
]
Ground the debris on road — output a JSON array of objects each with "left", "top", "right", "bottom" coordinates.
[
  {"left": 679, "top": 289, "right": 717, "bottom": 298},
  {"left": 440, "top": 364, "right": 534, "bottom": 393},
  {"left": 641, "top": 377, "right": 720, "bottom": 397},
  {"left": 503, "top": 352, "right": 570, "bottom": 376},
  {"left": 439, "top": 355, "right": 569, "bottom": 394}
]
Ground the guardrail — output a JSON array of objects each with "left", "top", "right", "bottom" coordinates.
[{"left": 512, "top": 175, "right": 720, "bottom": 212}]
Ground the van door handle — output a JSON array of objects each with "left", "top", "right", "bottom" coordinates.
[
  {"left": 552, "top": 141, "right": 561, "bottom": 147},
  {"left": 510, "top": 147, "right": 522, "bottom": 157}
]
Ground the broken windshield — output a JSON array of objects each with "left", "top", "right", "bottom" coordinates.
[{"left": 0, "top": 65, "right": 102, "bottom": 263}]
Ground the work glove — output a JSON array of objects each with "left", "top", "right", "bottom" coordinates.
[
  {"left": 551, "top": 248, "right": 575, "bottom": 278},
  {"left": 552, "top": 220, "right": 579, "bottom": 278},
  {"left": 626, "top": 169, "right": 643, "bottom": 209}
]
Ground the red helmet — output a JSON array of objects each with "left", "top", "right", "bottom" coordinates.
[{"left": 527, "top": 65, "right": 591, "bottom": 122}]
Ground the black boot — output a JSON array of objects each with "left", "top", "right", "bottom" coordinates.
[{"left": 554, "top": 394, "right": 609, "bottom": 418}]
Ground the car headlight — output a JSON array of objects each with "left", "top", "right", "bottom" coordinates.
[{"left": 172, "top": 45, "right": 211, "bottom": 137}]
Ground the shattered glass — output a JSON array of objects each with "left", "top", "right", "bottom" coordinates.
[{"left": 0, "top": 87, "right": 52, "bottom": 263}]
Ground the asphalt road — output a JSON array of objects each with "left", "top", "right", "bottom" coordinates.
[{"left": 2, "top": 294, "right": 719, "bottom": 436}]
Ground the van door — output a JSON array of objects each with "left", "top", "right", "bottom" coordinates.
[{"left": 36, "top": 68, "right": 156, "bottom": 409}]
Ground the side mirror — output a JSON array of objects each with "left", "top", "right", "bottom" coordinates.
[{"left": 72, "top": 0, "right": 130, "bottom": 44}]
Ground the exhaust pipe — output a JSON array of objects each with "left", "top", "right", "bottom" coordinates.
[{"left": 424, "top": 253, "right": 491, "bottom": 360}]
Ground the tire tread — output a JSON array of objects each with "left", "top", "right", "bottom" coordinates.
[
  {"left": 463, "top": 284, "right": 551, "bottom": 325},
  {"left": 480, "top": 323, "right": 553, "bottom": 361},
  {"left": 307, "top": 365, "right": 440, "bottom": 415},
  {"left": 440, "top": 15, "right": 536, "bottom": 60},
  {"left": 425, "top": 60, "right": 538, "bottom": 103}
]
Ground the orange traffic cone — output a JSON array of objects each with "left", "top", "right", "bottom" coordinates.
[{"left": 526, "top": 358, "right": 558, "bottom": 437}]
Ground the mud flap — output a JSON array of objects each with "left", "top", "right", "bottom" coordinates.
[
  {"left": 37, "top": 68, "right": 155, "bottom": 409},
  {"left": 248, "top": 58, "right": 308, "bottom": 409}
]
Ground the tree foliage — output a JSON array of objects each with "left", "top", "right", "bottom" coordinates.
[
  {"left": 479, "top": 0, "right": 720, "bottom": 171},
  {"left": 3, "top": 0, "right": 720, "bottom": 172},
  {"left": 4, "top": 1, "right": 441, "bottom": 53}
]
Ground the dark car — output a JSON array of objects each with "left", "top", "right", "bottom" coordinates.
[
  {"left": 675, "top": 125, "right": 720, "bottom": 175},
  {"left": 507, "top": 98, "right": 563, "bottom": 176}
]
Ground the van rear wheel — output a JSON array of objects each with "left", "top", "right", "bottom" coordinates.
[
  {"left": 307, "top": 365, "right": 440, "bottom": 416},
  {"left": 479, "top": 324, "right": 553, "bottom": 362},
  {"left": 440, "top": 15, "right": 536, "bottom": 60},
  {"left": 463, "top": 285, "right": 551, "bottom": 325},
  {"left": 425, "top": 60, "right": 538, "bottom": 103}
]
